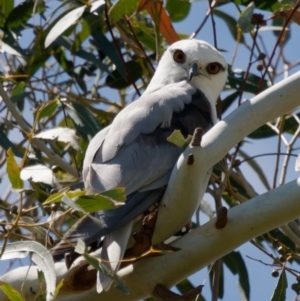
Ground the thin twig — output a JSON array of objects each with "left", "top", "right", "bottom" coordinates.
[
  {"left": 257, "top": 1, "right": 300, "bottom": 92},
  {"left": 104, "top": 1, "right": 141, "bottom": 96},
  {"left": 0, "top": 83, "right": 78, "bottom": 177},
  {"left": 124, "top": 16, "right": 155, "bottom": 72},
  {"left": 208, "top": 0, "right": 217, "bottom": 49}
]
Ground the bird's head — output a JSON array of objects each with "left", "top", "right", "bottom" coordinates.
[{"left": 146, "top": 39, "right": 228, "bottom": 106}]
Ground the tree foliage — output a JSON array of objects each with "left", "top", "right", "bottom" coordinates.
[{"left": 0, "top": 0, "right": 300, "bottom": 300}]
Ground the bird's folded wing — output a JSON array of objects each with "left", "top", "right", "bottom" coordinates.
[{"left": 51, "top": 189, "right": 164, "bottom": 261}]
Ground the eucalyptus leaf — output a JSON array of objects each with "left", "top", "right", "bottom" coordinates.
[
  {"left": 108, "top": 0, "right": 139, "bottom": 24},
  {"left": 0, "top": 242, "right": 56, "bottom": 301},
  {"left": 45, "top": 5, "right": 86, "bottom": 48},
  {"left": 271, "top": 269, "right": 287, "bottom": 301},
  {"left": 6, "top": 148, "right": 23, "bottom": 189},
  {"left": 21, "top": 164, "right": 56, "bottom": 186},
  {"left": 34, "top": 127, "right": 80, "bottom": 151},
  {"left": 0, "top": 282, "right": 24, "bottom": 301},
  {"left": 237, "top": 2, "right": 255, "bottom": 33}
]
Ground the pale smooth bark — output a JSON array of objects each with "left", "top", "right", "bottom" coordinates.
[{"left": 1, "top": 71, "right": 300, "bottom": 301}]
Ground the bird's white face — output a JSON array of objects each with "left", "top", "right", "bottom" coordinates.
[{"left": 146, "top": 39, "right": 228, "bottom": 108}]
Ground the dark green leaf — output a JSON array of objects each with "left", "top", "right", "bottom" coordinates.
[
  {"left": 75, "top": 49, "right": 109, "bottom": 73},
  {"left": 223, "top": 251, "right": 250, "bottom": 300},
  {"left": 106, "top": 60, "right": 143, "bottom": 89},
  {"left": 75, "top": 195, "right": 117, "bottom": 212},
  {"left": 214, "top": 10, "right": 245, "bottom": 44},
  {"left": 0, "top": 0, "right": 14, "bottom": 18},
  {"left": 91, "top": 31, "right": 126, "bottom": 79},
  {"left": 248, "top": 114, "right": 300, "bottom": 139},
  {"left": 0, "top": 0, "right": 14, "bottom": 28},
  {"left": 227, "top": 65, "right": 269, "bottom": 94},
  {"left": 108, "top": 0, "right": 140, "bottom": 24},
  {"left": 6, "top": 148, "right": 24, "bottom": 189},
  {"left": 100, "top": 187, "right": 126, "bottom": 202},
  {"left": 176, "top": 278, "right": 194, "bottom": 294},
  {"left": 37, "top": 100, "right": 59, "bottom": 121},
  {"left": 166, "top": 0, "right": 191, "bottom": 22},
  {"left": 0, "top": 127, "right": 23, "bottom": 157},
  {"left": 65, "top": 102, "right": 102, "bottom": 140},
  {"left": 269, "top": 228, "right": 296, "bottom": 253},
  {"left": 237, "top": 2, "right": 255, "bottom": 33},
  {"left": 271, "top": 269, "right": 287, "bottom": 301},
  {"left": 10, "top": 82, "right": 30, "bottom": 105},
  {"left": 0, "top": 281, "right": 24, "bottom": 301},
  {"left": 234, "top": 0, "right": 279, "bottom": 10},
  {"left": 131, "top": 22, "right": 156, "bottom": 51},
  {"left": 45, "top": 5, "right": 86, "bottom": 48},
  {"left": 5, "top": 1, "right": 34, "bottom": 29}
]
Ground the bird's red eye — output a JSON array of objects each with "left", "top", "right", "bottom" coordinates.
[
  {"left": 173, "top": 50, "right": 186, "bottom": 63},
  {"left": 206, "top": 62, "right": 221, "bottom": 74}
]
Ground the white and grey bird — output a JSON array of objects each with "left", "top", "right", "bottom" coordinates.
[{"left": 51, "top": 39, "right": 227, "bottom": 292}]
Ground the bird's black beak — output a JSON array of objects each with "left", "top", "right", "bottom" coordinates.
[{"left": 188, "top": 63, "right": 201, "bottom": 81}]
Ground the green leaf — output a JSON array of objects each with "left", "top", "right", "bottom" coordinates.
[
  {"left": 44, "top": 190, "right": 86, "bottom": 205},
  {"left": 167, "top": 130, "right": 191, "bottom": 148},
  {"left": 37, "top": 100, "right": 59, "bottom": 121},
  {"left": 227, "top": 65, "right": 269, "bottom": 94},
  {"left": 176, "top": 278, "right": 195, "bottom": 294},
  {"left": 214, "top": 10, "right": 245, "bottom": 44},
  {"left": 248, "top": 113, "right": 300, "bottom": 139},
  {"left": 106, "top": 60, "right": 143, "bottom": 89},
  {"left": 0, "top": 127, "right": 23, "bottom": 157},
  {"left": 6, "top": 148, "right": 23, "bottom": 189},
  {"left": 237, "top": 2, "right": 255, "bottom": 33},
  {"left": 166, "top": 0, "right": 191, "bottom": 22},
  {"left": 100, "top": 187, "right": 126, "bottom": 202},
  {"left": 10, "top": 82, "right": 30, "bottom": 105},
  {"left": 45, "top": 5, "right": 86, "bottom": 48},
  {"left": 65, "top": 102, "right": 102, "bottom": 140},
  {"left": 62, "top": 194, "right": 86, "bottom": 213},
  {"left": 91, "top": 31, "right": 126, "bottom": 79},
  {"left": 44, "top": 191, "right": 64, "bottom": 204},
  {"left": 223, "top": 251, "right": 250, "bottom": 300},
  {"left": 0, "top": 281, "right": 25, "bottom": 301},
  {"left": 4, "top": 1, "right": 34, "bottom": 29},
  {"left": 234, "top": 0, "right": 279, "bottom": 10},
  {"left": 75, "top": 49, "right": 109, "bottom": 73},
  {"left": 83, "top": 253, "right": 130, "bottom": 294},
  {"left": 53, "top": 279, "right": 64, "bottom": 300},
  {"left": 108, "top": 0, "right": 140, "bottom": 24},
  {"left": 0, "top": 0, "right": 14, "bottom": 27},
  {"left": 75, "top": 195, "right": 117, "bottom": 212},
  {"left": 271, "top": 269, "right": 287, "bottom": 301}
]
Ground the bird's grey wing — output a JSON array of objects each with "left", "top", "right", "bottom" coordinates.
[
  {"left": 50, "top": 189, "right": 164, "bottom": 261},
  {"left": 51, "top": 85, "right": 213, "bottom": 263},
  {"left": 99, "top": 81, "right": 197, "bottom": 162}
]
